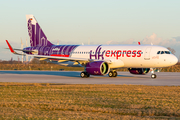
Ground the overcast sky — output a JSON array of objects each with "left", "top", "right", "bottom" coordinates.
[{"left": 0, "top": 0, "right": 180, "bottom": 60}]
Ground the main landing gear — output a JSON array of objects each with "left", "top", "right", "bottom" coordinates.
[
  {"left": 80, "top": 72, "right": 90, "bottom": 78},
  {"left": 108, "top": 70, "right": 117, "bottom": 77},
  {"left": 80, "top": 70, "right": 118, "bottom": 78}
]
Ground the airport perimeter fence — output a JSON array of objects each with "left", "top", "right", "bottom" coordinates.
[{"left": 0, "top": 63, "right": 180, "bottom": 72}]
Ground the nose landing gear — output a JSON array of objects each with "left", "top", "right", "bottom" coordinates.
[
  {"left": 150, "top": 68, "right": 158, "bottom": 79},
  {"left": 151, "top": 74, "right": 157, "bottom": 79}
]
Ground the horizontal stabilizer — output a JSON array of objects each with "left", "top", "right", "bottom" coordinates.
[{"left": 6, "top": 48, "right": 34, "bottom": 53}]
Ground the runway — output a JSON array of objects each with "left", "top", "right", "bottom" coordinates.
[{"left": 0, "top": 70, "right": 180, "bottom": 86}]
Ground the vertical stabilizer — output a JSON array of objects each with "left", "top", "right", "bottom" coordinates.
[{"left": 26, "top": 15, "right": 53, "bottom": 47}]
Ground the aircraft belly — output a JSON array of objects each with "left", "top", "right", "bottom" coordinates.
[
  {"left": 108, "top": 59, "right": 124, "bottom": 68},
  {"left": 122, "top": 57, "right": 142, "bottom": 68},
  {"left": 50, "top": 61, "right": 82, "bottom": 67}
]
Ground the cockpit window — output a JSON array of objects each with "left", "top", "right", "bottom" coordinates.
[
  {"left": 157, "top": 51, "right": 171, "bottom": 54},
  {"left": 165, "top": 51, "right": 170, "bottom": 54},
  {"left": 161, "top": 51, "right": 164, "bottom": 54}
]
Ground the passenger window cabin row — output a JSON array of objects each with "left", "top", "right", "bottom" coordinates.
[
  {"left": 52, "top": 51, "right": 171, "bottom": 55},
  {"left": 52, "top": 51, "right": 144, "bottom": 55}
]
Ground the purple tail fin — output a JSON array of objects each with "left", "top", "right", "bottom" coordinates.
[{"left": 26, "top": 15, "right": 53, "bottom": 47}]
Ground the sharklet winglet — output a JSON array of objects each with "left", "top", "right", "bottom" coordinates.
[
  {"left": 6, "top": 40, "right": 26, "bottom": 55},
  {"left": 6, "top": 40, "right": 15, "bottom": 53}
]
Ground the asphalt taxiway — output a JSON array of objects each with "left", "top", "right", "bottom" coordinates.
[{"left": 0, "top": 71, "right": 179, "bottom": 86}]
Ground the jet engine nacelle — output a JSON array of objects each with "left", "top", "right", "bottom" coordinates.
[
  {"left": 128, "top": 68, "right": 150, "bottom": 75},
  {"left": 86, "top": 61, "right": 110, "bottom": 75}
]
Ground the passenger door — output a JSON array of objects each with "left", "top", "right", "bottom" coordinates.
[{"left": 144, "top": 47, "right": 151, "bottom": 60}]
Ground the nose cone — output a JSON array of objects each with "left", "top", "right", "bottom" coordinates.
[{"left": 170, "top": 55, "right": 178, "bottom": 65}]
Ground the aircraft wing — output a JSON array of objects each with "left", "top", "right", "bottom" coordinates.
[
  {"left": 34, "top": 55, "right": 112, "bottom": 64},
  {"left": 6, "top": 40, "right": 34, "bottom": 53},
  {"left": 6, "top": 40, "right": 26, "bottom": 55}
]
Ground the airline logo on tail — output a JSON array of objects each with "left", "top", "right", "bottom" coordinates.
[{"left": 26, "top": 15, "right": 53, "bottom": 47}]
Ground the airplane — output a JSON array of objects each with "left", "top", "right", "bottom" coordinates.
[{"left": 6, "top": 15, "right": 178, "bottom": 79}]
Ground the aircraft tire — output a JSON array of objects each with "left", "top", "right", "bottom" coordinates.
[
  {"left": 108, "top": 71, "right": 113, "bottom": 77},
  {"left": 151, "top": 74, "right": 157, "bottom": 79},
  {"left": 113, "top": 71, "right": 117, "bottom": 77},
  {"left": 80, "top": 72, "right": 87, "bottom": 78}
]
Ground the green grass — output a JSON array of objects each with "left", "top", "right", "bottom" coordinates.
[{"left": 0, "top": 83, "right": 180, "bottom": 119}]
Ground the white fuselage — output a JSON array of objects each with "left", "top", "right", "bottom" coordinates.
[{"left": 69, "top": 45, "right": 178, "bottom": 68}]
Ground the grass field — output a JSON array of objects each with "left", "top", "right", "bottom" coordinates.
[{"left": 0, "top": 83, "right": 180, "bottom": 120}]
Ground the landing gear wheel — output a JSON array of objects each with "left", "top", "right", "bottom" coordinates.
[
  {"left": 80, "top": 72, "right": 90, "bottom": 78},
  {"left": 151, "top": 74, "right": 157, "bottom": 79},
  {"left": 109, "top": 71, "right": 118, "bottom": 77},
  {"left": 108, "top": 71, "right": 113, "bottom": 77},
  {"left": 113, "top": 71, "right": 117, "bottom": 77},
  {"left": 80, "top": 72, "right": 87, "bottom": 78}
]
